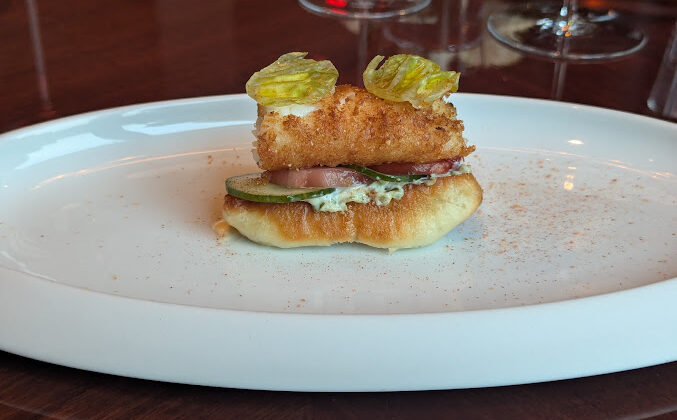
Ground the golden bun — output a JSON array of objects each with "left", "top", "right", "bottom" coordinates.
[{"left": 222, "top": 173, "right": 482, "bottom": 249}]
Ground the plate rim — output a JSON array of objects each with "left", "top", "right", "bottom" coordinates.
[
  {"left": 1, "top": 266, "right": 675, "bottom": 391},
  {"left": 1, "top": 92, "right": 675, "bottom": 141},
  {"left": 1, "top": 92, "right": 675, "bottom": 391}
]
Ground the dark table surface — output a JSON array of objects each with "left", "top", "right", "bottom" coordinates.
[{"left": 1, "top": 0, "right": 676, "bottom": 418}]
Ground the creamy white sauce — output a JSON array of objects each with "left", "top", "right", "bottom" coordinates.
[
  {"left": 304, "top": 163, "right": 472, "bottom": 212},
  {"left": 263, "top": 103, "right": 318, "bottom": 117},
  {"left": 262, "top": 85, "right": 335, "bottom": 117}
]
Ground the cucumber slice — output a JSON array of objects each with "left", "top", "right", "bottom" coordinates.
[
  {"left": 226, "top": 173, "right": 335, "bottom": 203},
  {"left": 341, "top": 164, "right": 427, "bottom": 182}
]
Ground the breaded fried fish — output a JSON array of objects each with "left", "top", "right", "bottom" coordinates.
[{"left": 254, "top": 85, "right": 474, "bottom": 171}]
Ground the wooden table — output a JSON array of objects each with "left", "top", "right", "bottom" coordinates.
[{"left": 1, "top": 0, "right": 676, "bottom": 418}]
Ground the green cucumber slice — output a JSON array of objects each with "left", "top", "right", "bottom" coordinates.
[
  {"left": 341, "top": 164, "right": 427, "bottom": 182},
  {"left": 226, "top": 173, "right": 335, "bottom": 203}
]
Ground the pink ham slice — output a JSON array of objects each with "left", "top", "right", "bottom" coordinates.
[
  {"left": 266, "top": 167, "right": 372, "bottom": 188},
  {"left": 266, "top": 158, "right": 462, "bottom": 188},
  {"left": 368, "top": 158, "right": 461, "bottom": 175}
]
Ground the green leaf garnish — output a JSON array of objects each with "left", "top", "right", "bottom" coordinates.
[
  {"left": 246, "top": 52, "right": 338, "bottom": 106},
  {"left": 363, "top": 54, "right": 460, "bottom": 108}
]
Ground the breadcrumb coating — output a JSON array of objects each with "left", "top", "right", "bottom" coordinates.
[{"left": 254, "top": 85, "right": 474, "bottom": 170}]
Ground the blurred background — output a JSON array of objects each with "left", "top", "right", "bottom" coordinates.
[{"left": 1, "top": 0, "right": 676, "bottom": 132}]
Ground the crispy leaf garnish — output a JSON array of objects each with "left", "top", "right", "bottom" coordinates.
[
  {"left": 363, "top": 54, "right": 459, "bottom": 108},
  {"left": 246, "top": 52, "right": 338, "bottom": 106}
]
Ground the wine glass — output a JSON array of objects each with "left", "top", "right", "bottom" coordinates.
[
  {"left": 486, "top": 0, "right": 647, "bottom": 61},
  {"left": 299, "top": 0, "right": 432, "bottom": 86},
  {"left": 298, "top": 0, "right": 431, "bottom": 20},
  {"left": 647, "top": 22, "right": 677, "bottom": 119}
]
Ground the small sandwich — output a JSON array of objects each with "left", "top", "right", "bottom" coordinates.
[{"left": 222, "top": 52, "right": 482, "bottom": 249}]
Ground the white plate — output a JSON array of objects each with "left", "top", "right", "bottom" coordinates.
[{"left": 0, "top": 94, "right": 675, "bottom": 391}]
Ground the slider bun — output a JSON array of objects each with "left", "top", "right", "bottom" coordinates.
[{"left": 221, "top": 173, "right": 482, "bottom": 249}]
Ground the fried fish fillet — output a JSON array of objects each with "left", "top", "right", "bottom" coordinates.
[
  {"left": 222, "top": 173, "right": 482, "bottom": 249},
  {"left": 254, "top": 85, "right": 475, "bottom": 171}
]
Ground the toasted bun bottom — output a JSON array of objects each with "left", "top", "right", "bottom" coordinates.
[{"left": 222, "top": 173, "right": 482, "bottom": 249}]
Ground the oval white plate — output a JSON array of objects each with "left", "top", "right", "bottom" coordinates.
[{"left": 0, "top": 94, "right": 675, "bottom": 391}]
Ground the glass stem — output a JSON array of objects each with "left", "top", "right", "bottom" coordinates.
[
  {"left": 560, "top": 0, "right": 578, "bottom": 19},
  {"left": 554, "top": 0, "right": 577, "bottom": 59},
  {"left": 551, "top": 61, "right": 568, "bottom": 100},
  {"left": 557, "top": 0, "right": 594, "bottom": 38},
  {"left": 357, "top": 20, "right": 369, "bottom": 87},
  {"left": 557, "top": 0, "right": 577, "bottom": 35},
  {"left": 26, "top": 0, "right": 55, "bottom": 119}
]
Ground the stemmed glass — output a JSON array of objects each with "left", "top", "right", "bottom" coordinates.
[
  {"left": 298, "top": 0, "right": 432, "bottom": 86},
  {"left": 26, "top": 0, "right": 56, "bottom": 120},
  {"left": 298, "top": 0, "right": 431, "bottom": 19},
  {"left": 487, "top": 0, "right": 646, "bottom": 61}
]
